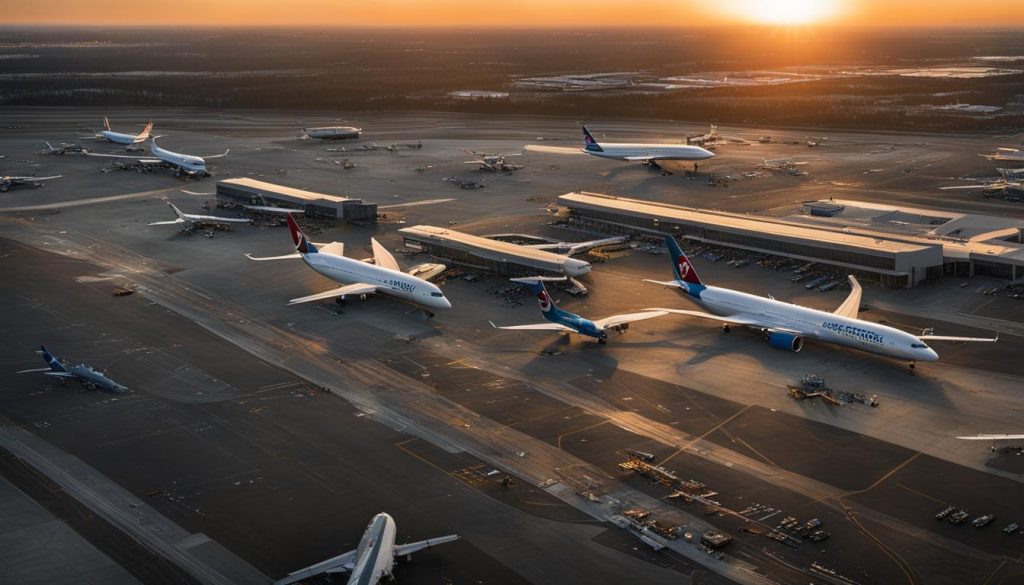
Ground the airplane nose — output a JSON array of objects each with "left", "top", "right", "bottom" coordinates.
[
  {"left": 925, "top": 348, "right": 939, "bottom": 362},
  {"left": 438, "top": 296, "right": 452, "bottom": 310}
]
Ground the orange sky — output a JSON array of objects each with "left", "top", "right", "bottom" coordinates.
[{"left": 2, "top": 0, "right": 1022, "bottom": 27}]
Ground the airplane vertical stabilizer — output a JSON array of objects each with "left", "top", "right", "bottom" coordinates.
[
  {"left": 40, "top": 345, "right": 67, "bottom": 372},
  {"left": 287, "top": 214, "right": 318, "bottom": 254}
]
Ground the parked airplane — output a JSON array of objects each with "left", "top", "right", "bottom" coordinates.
[
  {"left": 96, "top": 117, "right": 154, "bottom": 146},
  {"left": 17, "top": 345, "right": 127, "bottom": 392},
  {"left": 1, "top": 174, "right": 62, "bottom": 192},
  {"left": 41, "top": 141, "right": 85, "bottom": 155},
  {"left": 463, "top": 150, "right": 524, "bottom": 173},
  {"left": 84, "top": 138, "right": 229, "bottom": 177},
  {"left": 148, "top": 201, "right": 251, "bottom": 230},
  {"left": 981, "top": 147, "right": 1024, "bottom": 162},
  {"left": 490, "top": 277, "right": 666, "bottom": 344},
  {"left": 581, "top": 125, "right": 715, "bottom": 165},
  {"left": 645, "top": 236, "right": 996, "bottom": 367},
  {"left": 275, "top": 512, "right": 458, "bottom": 585},
  {"left": 300, "top": 126, "right": 362, "bottom": 140},
  {"left": 524, "top": 236, "right": 628, "bottom": 256},
  {"left": 247, "top": 215, "right": 451, "bottom": 314}
]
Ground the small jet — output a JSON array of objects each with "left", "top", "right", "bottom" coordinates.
[
  {"left": 299, "top": 126, "right": 362, "bottom": 140},
  {"left": 84, "top": 138, "right": 229, "bottom": 177},
  {"left": 463, "top": 150, "right": 524, "bottom": 173},
  {"left": 645, "top": 236, "right": 996, "bottom": 367},
  {"left": 247, "top": 215, "right": 451, "bottom": 314},
  {"left": 581, "top": 125, "right": 715, "bottom": 165},
  {"left": 523, "top": 236, "right": 628, "bottom": 256},
  {"left": 490, "top": 277, "right": 666, "bottom": 344},
  {"left": 148, "top": 201, "right": 251, "bottom": 230},
  {"left": 981, "top": 147, "right": 1024, "bottom": 162},
  {"left": 40, "top": 141, "right": 86, "bottom": 155},
  {"left": 274, "top": 512, "right": 458, "bottom": 585},
  {"left": 95, "top": 117, "right": 154, "bottom": 146},
  {"left": 18, "top": 345, "right": 127, "bottom": 392},
  {"left": 1, "top": 174, "right": 62, "bottom": 192}
]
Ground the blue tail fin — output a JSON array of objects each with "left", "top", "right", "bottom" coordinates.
[
  {"left": 663, "top": 236, "right": 706, "bottom": 295},
  {"left": 516, "top": 278, "right": 572, "bottom": 323},
  {"left": 582, "top": 125, "right": 603, "bottom": 153},
  {"left": 40, "top": 345, "right": 67, "bottom": 372}
]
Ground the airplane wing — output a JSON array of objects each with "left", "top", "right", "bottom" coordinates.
[
  {"left": 489, "top": 321, "right": 575, "bottom": 332},
  {"left": 643, "top": 278, "right": 687, "bottom": 290},
  {"left": 957, "top": 434, "right": 1024, "bottom": 440},
  {"left": 918, "top": 334, "right": 998, "bottom": 343},
  {"left": 593, "top": 310, "right": 668, "bottom": 329},
  {"left": 393, "top": 534, "right": 460, "bottom": 557},
  {"left": 244, "top": 204, "right": 305, "bottom": 215},
  {"left": 645, "top": 308, "right": 767, "bottom": 327},
  {"left": 273, "top": 549, "right": 357, "bottom": 585},
  {"left": 43, "top": 372, "right": 78, "bottom": 379},
  {"left": 202, "top": 149, "right": 231, "bottom": 159},
  {"left": 370, "top": 238, "right": 402, "bottom": 272},
  {"left": 832, "top": 276, "right": 862, "bottom": 319},
  {"left": 83, "top": 151, "right": 160, "bottom": 163},
  {"left": 148, "top": 218, "right": 186, "bottom": 226},
  {"left": 197, "top": 215, "right": 251, "bottom": 224},
  {"left": 288, "top": 283, "right": 378, "bottom": 305},
  {"left": 245, "top": 253, "right": 302, "bottom": 261}
]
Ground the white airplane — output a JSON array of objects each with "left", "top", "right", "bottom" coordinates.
[
  {"left": 981, "top": 147, "right": 1024, "bottom": 162},
  {"left": 645, "top": 236, "right": 996, "bottom": 368},
  {"left": 523, "top": 236, "right": 627, "bottom": 256},
  {"left": 581, "top": 125, "right": 715, "bottom": 165},
  {"left": 247, "top": 215, "right": 451, "bottom": 314},
  {"left": 957, "top": 434, "right": 1024, "bottom": 441},
  {"left": 84, "top": 138, "right": 229, "bottom": 177},
  {"left": 490, "top": 277, "right": 666, "bottom": 344},
  {"left": 1, "top": 174, "right": 62, "bottom": 192},
  {"left": 300, "top": 126, "right": 362, "bottom": 140},
  {"left": 148, "top": 201, "right": 251, "bottom": 229},
  {"left": 96, "top": 117, "right": 154, "bottom": 146},
  {"left": 275, "top": 512, "right": 458, "bottom": 585}
]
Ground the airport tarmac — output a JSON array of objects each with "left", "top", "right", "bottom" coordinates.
[{"left": 1, "top": 108, "right": 1023, "bottom": 585}]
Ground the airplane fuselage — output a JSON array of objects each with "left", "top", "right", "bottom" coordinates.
[
  {"left": 67, "top": 364, "right": 127, "bottom": 392},
  {"left": 681, "top": 284, "right": 938, "bottom": 362},
  {"left": 583, "top": 142, "right": 715, "bottom": 162},
  {"left": 100, "top": 130, "right": 143, "bottom": 145},
  {"left": 151, "top": 142, "right": 209, "bottom": 175},
  {"left": 303, "top": 252, "right": 451, "bottom": 310},
  {"left": 347, "top": 513, "right": 398, "bottom": 585}
]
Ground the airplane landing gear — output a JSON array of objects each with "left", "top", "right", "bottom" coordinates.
[
  {"left": 359, "top": 294, "right": 368, "bottom": 301},
  {"left": 336, "top": 296, "right": 347, "bottom": 305},
  {"left": 723, "top": 324, "right": 731, "bottom": 333},
  {"left": 424, "top": 310, "right": 435, "bottom": 319},
  {"left": 598, "top": 337, "right": 608, "bottom": 345},
  {"left": 909, "top": 361, "right": 916, "bottom": 370}
]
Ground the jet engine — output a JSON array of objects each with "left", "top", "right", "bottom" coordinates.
[{"left": 766, "top": 330, "right": 803, "bottom": 352}]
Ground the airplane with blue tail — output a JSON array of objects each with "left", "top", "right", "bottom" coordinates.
[
  {"left": 17, "top": 345, "right": 128, "bottom": 392},
  {"left": 490, "top": 277, "right": 667, "bottom": 344},
  {"left": 581, "top": 125, "right": 715, "bottom": 165},
  {"left": 645, "top": 236, "right": 997, "bottom": 367}
]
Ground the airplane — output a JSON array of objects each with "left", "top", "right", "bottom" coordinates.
[
  {"left": 463, "top": 150, "right": 524, "bottom": 173},
  {"left": 981, "top": 147, "right": 1024, "bottom": 162},
  {"left": 644, "top": 236, "right": 996, "bottom": 368},
  {"left": 274, "top": 512, "right": 458, "bottom": 585},
  {"left": 17, "top": 345, "right": 127, "bottom": 392},
  {"left": 490, "top": 277, "right": 667, "bottom": 344},
  {"left": 1, "top": 174, "right": 62, "bottom": 192},
  {"left": 84, "top": 138, "right": 229, "bottom": 177},
  {"left": 581, "top": 125, "right": 715, "bottom": 166},
  {"left": 957, "top": 434, "right": 1024, "bottom": 452},
  {"left": 299, "top": 126, "right": 362, "bottom": 140},
  {"left": 95, "top": 117, "right": 154, "bottom": 146},
  {"left": 247, "top": 215, "right": 451, "bottom": 314},
  {"left": 148, "top": 201, "right": 251, "bottom": 230},
  {"left": 523, "top": 236, "right": 628, "bottom": 256},
  {"left": 41, "top": 141, "right": 86, "bottom": 155}
]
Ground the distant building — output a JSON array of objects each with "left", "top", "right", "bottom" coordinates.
[{"left": 216, "top": 178, "right": 376, "bottom": 223}]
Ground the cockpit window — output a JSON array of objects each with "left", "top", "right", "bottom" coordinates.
[
  {"left": 430, "top": 292, "right": 444, "bottom": 297},
  {"left": 911, "top": 343, "right": 929, "bottom": 349}
]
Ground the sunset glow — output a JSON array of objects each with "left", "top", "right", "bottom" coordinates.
[{"left": 732, "top": 0, "right": 842, "bottom": 25}]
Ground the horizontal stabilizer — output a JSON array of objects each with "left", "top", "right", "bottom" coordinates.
[
  {"left": 642, "top": 278, "right": 687, "bottom": 289},
  {"left": 288, "top": 283, "right": 377, "bottom": 305},
  {"left": 833, "top": 276, "right": 862, "bottom": 319},
  {"left": 274, "top": 549, "right": 357, "bottom": 585},
  {"left": 148, "top": 219, "right": 185, "bottom": 226}
]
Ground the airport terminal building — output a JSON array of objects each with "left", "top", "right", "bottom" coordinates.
[
  {"left": 216, "top": 178, "right": 377, "bottom": 223},
  {"left": 558, "top": 192, "right": 1024, "bottom": 287},
  {"left": 399, "top": 225, "right": 589, "bottom": 277}
]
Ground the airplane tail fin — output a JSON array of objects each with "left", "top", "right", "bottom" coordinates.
[
  {"left": 516, "top": 278, "right": 570, "bottom": 323},
  {"left": 664, "top": 236, "right": 704, "bottom": 287},
  {"left": 287, "top": 214, "right": 317, "bottom": 254},
  {"left": 40, "top": 345, "right": 67, "bottom": 372},
  {"left": 582, "top": 125, "right": 603, "bottom": 153},
  {"left": 103, "top": 116, "right": 111, "bottom": 131},
  {"left": 136, "top": 121, "right": 153, "bottom": 141}
]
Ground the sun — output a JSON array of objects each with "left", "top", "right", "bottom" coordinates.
[{"left": 722, "top": 0, "right": 841, "bottom": 25}]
